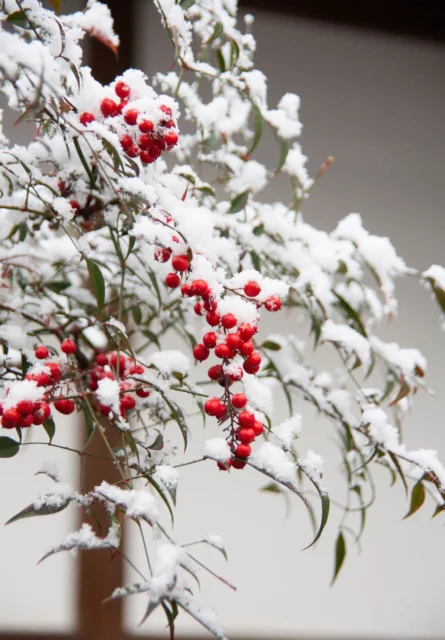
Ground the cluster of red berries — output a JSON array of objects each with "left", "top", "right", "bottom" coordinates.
[
  {"left": 79, "top": 81, "right": 178, "bottom": 165},
  {"left": 88, "top": 350, "right": 151, "bottom": 419}
]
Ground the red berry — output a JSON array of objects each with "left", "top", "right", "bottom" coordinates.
[
  {"left": 217, "top": 459, "right": 232, "bottom": 471},
  {"left": 160, "top": 104, "right": 172, "bottom": 116},
  {"left": 204, "top": 397, "right": 221, "bottom": 416},
  {"left": 129, "top": 364, "right": 144, "bottom": 375},
  {"left": 232, "top": 457, "right": 247, "bottom": 470},
  {"left": 127, "top": 145, "right": 140, "bottom": 158},
  {"left": 245, "top": 352, "right": 261, "bottom": 367},
  {"left": 226, "top": 333, "right": 242, "bottom": 350},
  {"left": 54, "top": 399, "right": 75, "bottom": 415},
  {"left": 136, "top": 388, "right": 150, "bottom": 398},
  {"left": 237, "top": 427, "right": 256, "bottom": 444},
  {"left": 69, "top": 200, "right": 81, "bottom": 214},
  {"left": 1, "top": 408, "right": 19, "bottom": 429},
  {"left": 99, "top": 404, "right": 111, "bottom": 416},
  {"left": 181, "top": 283, "right": 193, "bottom": 297},
  {"left": 100, "top": 98, "right": 118, "bottom": 117},
  {"left": 194, "top": 302, "right": 204, "bottom": 316},
  {"left": 149, "top": 145, "right": 161, "bottom": 160},
  {"left": 164, "top": 119, "right": 175, "bottom": 129},
  {"left": 243, "top": 360, "right": 260, "bottom": 375},
  {"left": 231, "top": 393, "right": 247, "bottom": 409},
  {"left": 140, "top": 151, "right": 155, "bottom": 164},
  {"left": 190, "top": 279, "right": 209, "bottom": 296},
  {"left": 109, "top": 353, "right": 126, "bottom": 373},
  {"left": 139, "top": 119, "right": 154, "bottom": 133},
  {"left": 172, "top": 254, "right": 189, "bottom": 272},
  {"left": 203, "top": 296, "right": 218, "bottom": 311},
  {"left": 120, "top": 135, "right": 133, "bottom": 150},
  {"left": 35, "top": 345, "right": 49, "bottom": 359},
  {"left": 215, "top": 344, "right": 231, "bottom": 359},
  {"left": 227, "top": 367, "right": 243, "bottom": 381},
  {"left": 239, "top": 340, "right": 254, "bottom": 356},
  {"left": 193, "top": 344, "right": 210, "bottom": 362},
  {"left": 203, "top": 332, "right": 217, "bottom": 348},
  {"left": 265, "top": 295, "right": 282, "bottom": 312},
  {"left": 18, "top": 414, "right": 33, "bottom": 428},
  {"left": 80, "top": 112, "right": 95, "bottom": 125},
  {"left": 45, "top": 362, "right": 61, "bottom": 383},
  {"left": 239, "top": 323, "right": 256, "bottom": 340},
  {"left": 41, "top": 403, "right": 51, "bottom": 420},
  {"left": 221, "top": 313, "right": 237, "bottom": 329},
  {"left": 165, "top": 272, "right": 180, "bottom": 288},
  {"left": 124, "top": 109, "right": 139, "bottom": 125},
  {"left": 214, "top": 403, "right": 227, "bottom": 419},
  {"left": 120, "top": 394, "right": 136, "bottom": 410},
  {"left": 138, "top": 134, "right": 152, "bottom": 150},
  {"left": 206, "top": 311, "right": 221, "bottom": 327},
  {"left": 115, "top": 81, "right": 130, "bottom": 99},
  {"left": 96, "top": 353, "right": 108, "bottom": 366},
  {"left": 244, "top": 280, "right": 261, "bottom": 297},
  {"left": 235, "top": 443, "right": 251, "bottom": 458},
  {"left": 16, "top": 400, "right": 34, "bottom": 415},
  {"left": 238, "top": 410, "right": 255, "bottom": 428},
  {"left": 61, "top": 339, "right": 76, "bottom": 355},
  {"left": 253, "top": 420, "right": 264, "bottom": 436},
  {"left": 154, "top": 247, "right": 172, "bottom": 262},
  {"left": 208, "top": 365, "right": 222, "bottom": 381},
  {"left": 165, "top": 131, "right": 178, "bottom": 147}
]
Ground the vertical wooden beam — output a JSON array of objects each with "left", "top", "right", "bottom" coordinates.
[{"left": 78, "top": 2, "right": 135, "bottom": 639}]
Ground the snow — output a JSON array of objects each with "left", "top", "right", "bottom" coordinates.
[
  {"left": 154, "top": 465, "right": 179, "bottom": 490},
  {"left": 149, "top": 350, "right": 190, "bottom": 377},
  {"left": 362, "top": 404, "right": 400, "bottom": 451},
  {"left": 299, "top": 450, "right": 324, "bottom": 483},
  {"left": 94, "top": 482, "right": 160, "bottom": 524},
  {"left": 203, "top": 533, "right": 225, "bottom": 552},
  {"left": 217, "top": 296, "right": 258, "bottom": 325},
  {"left": 250, "top": 442, "right": 298, "bottom": 485},
  {"left": 34, "top": 483, "right": 77, "bottom": 511},
  {"left": 283, "top": 143, "right": 312, "bottom": 189},
  {"left": 150, "top": 543, "right": 183, "bottom": 600},
  {"left": 272, "top": 415, "right": 302, "bottom": 450},
  {"left": 203, "top": 438, "right": 231, "bottom": 463},
  {"left": 423, "top": 264, "right": 445, "bottom": 291},
  {"left": 3, "top": 379, "right": 45, "bottom": 410},
  {"left": 243, "top": 374, "right": 273, "bottom": 414},
  {"left": 96, "top": 378, "right": 120, "bottom": 413},
  {"left": 105, "top": 317, "right": 128, "bottom": 338},
  {"left": 322, "top": 319, "right": 371, "bottom": 368}
]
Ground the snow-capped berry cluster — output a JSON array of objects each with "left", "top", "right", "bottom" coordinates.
[{"left": 79, "top": 79, "right": 178, "bottom": 165}]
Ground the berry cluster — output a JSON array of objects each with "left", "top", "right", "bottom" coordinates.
[
  {"left": 79, "top": 80, "right": 178, "bottom": 165},
  {"left": 157, "top": 249, "right": 283, "bottom": 470}
]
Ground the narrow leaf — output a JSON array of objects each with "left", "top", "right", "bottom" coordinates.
[
  {"left": 331, "top": 530, "right": 346, "bottom": 585},
  {"left": 43, "top": 416, "right": 56, "bottom": 443},
  {"left": 86, "top": 259, "right": 106, "bottom": 314},
  {"left": 0, "top": 436, "right": 20, "bottom": 458},
  {"left": 6, "top": 497, "right": 72, "bottom": 525},
  {"left": 403, "top": 481, "right": 426, "bottom": 519},
  {"left": 227, "top": 190, "right": 249, "bottom": 214}
]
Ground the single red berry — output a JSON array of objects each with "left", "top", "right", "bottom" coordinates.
[
  {"left": 54, "top": 399, "right": 75, "bottom": 415},
  {"left": 127, "top": 145, "right": 140, "bottom": 158},
  {"left": 124, "top": 109, "right": 139, "bottom": 125},
  {"left": 227, "top": 367, "right": 243, "bottom": 381},
  {"left": 114, "top": 81, "right": 130, "bottom": 99},
  {"left": 100, "top": 98, "right": 118, "bottom": 117},
  {"left": 138, "top": 134, "right": 152, "bottom": 150},
  {"left": 149, "top": 145, "right": 161, "bottom": 160},
  {"left": 221, "top": 313, "right": 237, "bottom": 329},
  {"left": 243, "top": 360, "right": 260, "bottom": 375},
  {"left": 164, "top": 119, "right": 175, "bottom": 129},
  {"left": 32, "top": 411, "right": 45, "bottom": 425},
  {"left": 154, "top": 137, "right": 166, "bottom": 151},
  {"left": 140, "top": 151, "right": 155, "bottom": 164},
  {"left": 16, "top": 400, "right": 34, "bottom": 415},
  {"left": 264, "top": 295, "right": 282, "bottom": 312},
  {"left": 246, "top": 352, "right": 261, "bottom": 367},
  {"left": 120, "top": 394, "right": 136, "bottom": 410},
  {"left": 203, "top": 332, "right": 217, "bottom": 348},
  {"left": 69, "top": 200, "right": 81, "bottom": 214},
  {"left": 215, "top": 343, "right": 231, "bottom": 359},
  {"left": 253, "top": 420, "right": 264, "bottom": 436},
  {"left": 244, "top": 280, "right": 261, "bottom": 297},
  {"left": 154, "top": 247, "right": 172, "bottom": 263},
  {"left": 172, "top": 255, "right": 189, "bottom": 272},
  {"left": 190, "top": 279, "right": 209, "bottom": 296},
  {"left": 203, "top": 296, "right": 218, "bottom": 311},
  {"left": 238, "top": 410, "right": 255, "bottom": 428},
  {"left": 193, "top": 344, "right": 210, "bottom": 362},
  {"left": 165, "top": 272, "right": 181, "bottom": 289},
  {"left": 181, "top": 283, "right": 193, "bottom": 297},
  {"left": 17, "top": 413, "right": 33, "bottom": 428},
  {"left": 194, "top": 302, "right": 204, "bottom": 316},
  {"left": 239, "top": 323, "right": 256, "bottom": 340},
  {"left": 217, "top": 459, "right": 232, "bottom": 471},
  {"left": 45, "top": 362, "right": 61, "bottom": 383},
  {"left": 204, "top": 397, "right": 221, "bottom": 416},
  {"left": 139, "top": 119, "right": 154, "bottom": 133},
  {"left": 61, "top": 339, "right": 76, "bottom": 355},
  {"left": 235, "top": 443, "right": 251, "bottom": 458},
  {"left": 120, "top": 135, "right": 133, "bottom": 151},
  {"left": 165, "top": 131, "right": 178, "bottom": 147},
  {"left": 226, "top": 333, "right": 242, "bottom": 350},
  {"left": 96, "top": 353, "right": 108, "bottom": 366},
  {"left": 232, "top": 457, "right": 247, "bottom": 470},
  {"left": 80, "top": 112, "right": 95, "bottom": 125},
  {"left": 160, "top": 104, "right": 172, "bottom": 116},
  {"left": 30, "top": 372, "right": 51, "bottom": 387},
  {"left": 239, "top": 340, "right": 254, "bottom": 356},
  {"left": 99, "top": 404, "right": 111, "bottom": 416},
  {"left": 41, "top": 403, "right": 51, "bottom": 420},
  {"left": 129, "top": 364, "right": 144, "bottom": 375},
  {"left": 1, "top": 408, "right": 19, "bottom": 429},
  {"left": 237, "top": 427, "right": 256, "bottom": 445},
  {"left": 214, "top": 403, "right": 227, "bottom": 419},
  {"left": 208, "top": 365, "right": 222, "bottom": 381},
  {"left": 136, "top": 387, "right": 150, "bottom": 398},
  {"left": 232, "top": 393, "right": 247, "bottom": 409},
  {"left": 35, "top": 345, "right": 49, "bottom": 360},
  {"left": 206, "top": 311, "right": 221, "bottom": 327}
]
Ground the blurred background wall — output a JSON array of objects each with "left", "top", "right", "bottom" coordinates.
[{"left": 1, "top": 1, "right": 445, "bottom": 638}]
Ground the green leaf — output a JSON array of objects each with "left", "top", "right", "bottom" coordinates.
[
  {"left": 388, "top": 450, "right": 408, "bottom": 495},
  {"left": 250, "top": 250, "right": 261, "bottom": 271},
  {"left": 248, "top": 104, "right": 263, "bottom": 156},
  {"left": 147, "top": 475, "right": 174, "bottom": 524},
  {"left": 331, "top": 530, "right": 346, "bottom": 585},
  {"left": 301, "top": 475, "right": 330, "bottom": 550},
  {"left": 86, "top": 259, "right": 106, "bottom": 314},
  {"left": 229, "top": 39, "right": 240, "bottom": 69},
  {"left": 261, "top": 340, "right": 282, "bottom": 351},
  {"left": 104, "top": 582, "right": 151, "bottom": 602},
  {"left": 43, "top": 417, "right": 56, "bottom": 443},
  {"left": 148, "top": 431, "right": 164, "bottom": 451},
  {"left": 403, "top": 481, "right": 426, "bottom": 519},
  {"left": 206, "top": 21, "right": 223, "bottom": 45},
  {"left": 179, "top": 0, "right": 196, "bottom": 9},
  {"left": 227, "top": 190, "right": 249, "bottom": 214},
  {"left": 73, "top": 137, "right": 96, "bottom": 188},
  {"left": 252, "top": 223, "right": 265, "bottom": 236},
  {"left": 6, "top": 496, "right": 72, "bottom": 525},
  {"left": 7, "top": 10, "right": 29, "bottom": 28},
  {"left": 277, "top": 138, "right": 289, "bottom": 172},
  {"left": 0, "top": 437, "right": 20, "bottom": 458},
  {"left": 216, "top": 48, "right": 226, "bottom": 73},
  {"left": 131, "top": 305, "right": 142, "bottom": 325},
  {"left": 45, "top": 280, "right": 70, "bottom": 294}
]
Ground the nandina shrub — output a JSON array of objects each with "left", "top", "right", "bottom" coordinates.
[{"left": 1, "top": 1, "right": 445, "bottom": 637}]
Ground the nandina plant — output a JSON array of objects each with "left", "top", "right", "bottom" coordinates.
[{"left": 1, "top": 1, "right": 445, "bottom": 637}]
